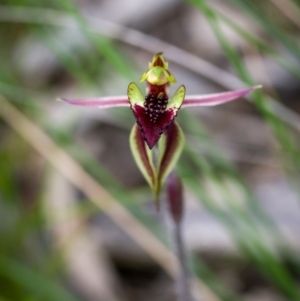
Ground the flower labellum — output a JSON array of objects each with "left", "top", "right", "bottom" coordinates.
[{"left": 60, "top": 52, "right": 261, "bottom": 206}]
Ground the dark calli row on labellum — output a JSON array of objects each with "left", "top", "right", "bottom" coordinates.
[{"left": 61, "top": 53, "right": 261, "bottom": 207}]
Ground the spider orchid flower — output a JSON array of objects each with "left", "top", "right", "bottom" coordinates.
[{"left": 61, "top": 53, "right": 261, "bottom": 206}]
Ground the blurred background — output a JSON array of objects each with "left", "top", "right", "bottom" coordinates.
[{"left": 1, "top": 0, "right": 300, "bottom": 300}]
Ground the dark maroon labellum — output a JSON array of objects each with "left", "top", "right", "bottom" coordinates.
[
  {"left": 144, "top": 92, "right": 169, "bottom": 123},
  {"left": 132, "top": 104, "right": 174, "bottom": 149}
]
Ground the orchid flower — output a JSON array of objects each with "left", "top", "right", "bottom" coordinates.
[{"left": 61, "top": 53, "right": 261, "bottom": 206}]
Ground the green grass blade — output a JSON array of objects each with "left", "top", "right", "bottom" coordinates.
[{"left": 0, "top": 256, "right": 80, "bottom": 301}]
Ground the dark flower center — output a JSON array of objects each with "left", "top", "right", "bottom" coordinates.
[{"left": 144, "top": 92, "right": 169, "bottom": 123}]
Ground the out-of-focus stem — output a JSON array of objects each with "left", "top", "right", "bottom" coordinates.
[
  {"left": 166, "top": 172, "right": 193, "bottom": 301},
  {"left": 172, "top": 220, "right": 193, "bottom": 301}
]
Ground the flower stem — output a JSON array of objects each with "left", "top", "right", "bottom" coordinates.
[
  {"left": 165, "top": 172, "right": 193, "bottom": 301},
  {"left": 172, "top": 220, "right": 193, "bottom": 301}
]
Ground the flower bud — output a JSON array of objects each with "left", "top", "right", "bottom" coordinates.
[{"left": 166, "top": 172, "right": 184, "bottom": 223}]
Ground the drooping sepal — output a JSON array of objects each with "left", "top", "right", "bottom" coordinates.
[
  {"left": 128, "top": 83, "right": 186, "bottom": 149},
  {"left": 129, "top": 122, "right": 185, "bottom": 210},
  {"left": 156, "top": 122, "right": 185, "bottom": 201},
  {"left": 129, "top": 124, "right": 156, "bottom": 194}
]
